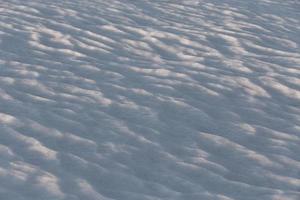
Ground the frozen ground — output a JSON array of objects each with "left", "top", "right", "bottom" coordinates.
[{"left": 0, "top": 0, "right": 300, "bottom": 199}]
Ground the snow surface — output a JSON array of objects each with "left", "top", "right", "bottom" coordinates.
[{"left": 0, "top": 0, "right": 300, "bottom": 199}]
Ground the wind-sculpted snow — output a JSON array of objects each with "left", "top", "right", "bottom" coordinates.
[{"left": 0, "top": 0, "right": 300, "bottom": 199}]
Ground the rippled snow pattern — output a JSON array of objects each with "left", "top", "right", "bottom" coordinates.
[{"left": 0, "top": 0, "right": 300, "bottom": 200}]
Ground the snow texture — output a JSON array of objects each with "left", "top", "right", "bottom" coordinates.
[{"left": 0, "top": 0, "right": 300, "bottom": 199}]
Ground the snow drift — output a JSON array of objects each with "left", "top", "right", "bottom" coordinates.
[{"left": 0, "top": 0, "right": 300, "bottom": 199}]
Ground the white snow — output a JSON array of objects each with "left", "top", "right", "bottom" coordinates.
[{"left": 0, "top": 0, "right": 300, "bottom": 200}]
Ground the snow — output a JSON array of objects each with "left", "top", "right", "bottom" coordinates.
[{"left": 0, "top": 0, "right": 300, "bottom": 199}]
